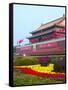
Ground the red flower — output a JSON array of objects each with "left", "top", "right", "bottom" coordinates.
[{"left": 16, "top": 67, "right": 65, "bottom": 78}]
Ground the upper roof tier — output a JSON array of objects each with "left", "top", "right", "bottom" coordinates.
[{"left": 30, "top": 15, "right": 65, "bottom": 34}]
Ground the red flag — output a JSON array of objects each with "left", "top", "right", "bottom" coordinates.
[{"left": 19, "top": 39, "right": 23, "bottom": 44}]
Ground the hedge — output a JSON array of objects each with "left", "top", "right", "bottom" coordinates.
[{"left": 13, "top": 56, "right": 38, "bottom": 66}]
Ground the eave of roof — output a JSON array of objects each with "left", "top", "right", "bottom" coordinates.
[
  {"left": 30, "top": 16, "right": 65, "bottom": 34},
  {"left": 27, "top": 30, "right": 54, "bottom": 39},
  {"left": 27, "top": 25, "right": 65, "bottom": 39}
]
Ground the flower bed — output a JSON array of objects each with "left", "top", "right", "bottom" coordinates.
[
  {"left": 14, "top": 63, "right": 54, "bottom": 73},
  {"left": 16, "top": 67, "right": 65, "bottom": 78},
  {"left": 14, "top": 64, "right": 65, "bottom": 79}
]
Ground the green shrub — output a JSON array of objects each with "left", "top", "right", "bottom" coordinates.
[
  {"left": 13, "top": 56, "right": 38, "bottom": 66},
  {"left": 54, "top": 56, "right": 65, "bottom": 72},
  {"left": 50, "top": 57, "right": 58, "bottom": 64}
]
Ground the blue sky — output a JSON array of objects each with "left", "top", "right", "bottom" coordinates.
[{"left": 13, "top": 4, "right": 65, "bottom": 46}]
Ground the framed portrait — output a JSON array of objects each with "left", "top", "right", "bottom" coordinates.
[{"left": 9, "top": 3, "right": 66, "bottom": 87}]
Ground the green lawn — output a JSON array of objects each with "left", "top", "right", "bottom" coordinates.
[{"left": 13, "top": 70, "right": 65, "bottom": 86}]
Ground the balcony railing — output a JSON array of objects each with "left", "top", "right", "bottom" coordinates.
[
  {"left": 29, "top": 32, "right": 65, "bottom": 44},
  {"left": 29, "top": 37, "right": 65, "bottom": 46}
]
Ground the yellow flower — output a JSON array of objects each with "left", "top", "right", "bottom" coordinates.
[{"left": 14, "top": 63, "right": 54, "bottom": 73}]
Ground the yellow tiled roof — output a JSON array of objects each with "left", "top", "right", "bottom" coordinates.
[{"left": 31, "top": 16, "right": 65, "bottom": 33}]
